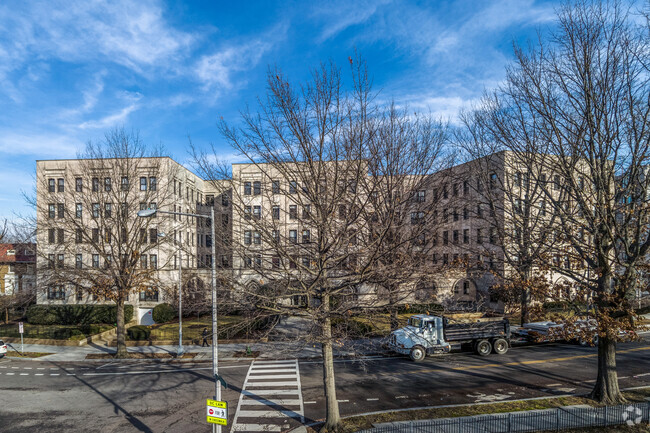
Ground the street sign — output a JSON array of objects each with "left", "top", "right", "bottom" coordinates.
[
  {"left": 18, "top": 322, "right": 23, "bottom": 333},
  {"left": 206, "top": 399, "right": 227, "bottom": 425}
]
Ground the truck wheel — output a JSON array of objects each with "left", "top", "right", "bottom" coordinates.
[
  {"left": 474, "top": 339, "right": 492, "bottom": 356},
  {"left": 409, "top": 345, "right": 426, "bottom": 362},
  {"left": 493, "top": 338, "right": 508, "bottom": 355}
]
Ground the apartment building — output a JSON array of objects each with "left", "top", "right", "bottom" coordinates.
[
  {"left": 35, "top": 157, "right": 233, "bottom": 324},
  {"left": 0, "top": 243, "right": 36, "bottom": 296},
  {"left": 35, "top": 152, "right": 586, "bottom": 319}
]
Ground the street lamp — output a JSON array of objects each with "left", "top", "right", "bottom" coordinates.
[
  {"left": 138, "top": 206, "right": 221, "bottom": 433},
  {"left": 157, "top": 232, "right": 184, "bottom": 357}
]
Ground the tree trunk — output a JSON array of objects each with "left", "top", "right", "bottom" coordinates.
[
  {"left": 115, "top": 297, "right": 127, "bottom": 358},
  {"left": 320, "top": 296, "right": 341, "bottom": 432},
  {"left": 589, "top": 335, "right": 624, "bottom": 404},
  {"left": 4, "top": 307, "right": 8, "bottom": 324},
  {"left": 520, "top": 287, "right": 531, "bottom": 325}
]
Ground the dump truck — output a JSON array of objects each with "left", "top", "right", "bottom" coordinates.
[{"left": 388, "top": 314, "right": 511, "bottom": 361}]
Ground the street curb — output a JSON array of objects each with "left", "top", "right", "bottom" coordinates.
[{"left": 288, "top": 385, "right": 650, "bottom": 432}]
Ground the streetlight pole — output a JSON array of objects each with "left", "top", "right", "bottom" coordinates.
[{"left": 138, "top": 207, "right": 220, "bottom": 432}]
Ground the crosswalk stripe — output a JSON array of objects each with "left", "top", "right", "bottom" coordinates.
[
  {"left": 233, "top": 359, "right": 304, "bottom": 432},
  {"left": 239, "top": 399, "right": 302, "bottom": 406}
]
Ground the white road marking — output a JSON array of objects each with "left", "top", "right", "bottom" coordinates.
[
  {"left": 23, "top": 367, "right": 32, "bottom": 370},
  {"left": 303, "top": 401, "right": 317, "bottom": 404},
  {"left": 395, "top": 396, "right": 408, "bottom": 399},
  {"left": 246, "top": 374, "right": 297, "bottom": 380},
  {"left": 6, "top": 373, "right": 14, "bottom": 375},
  {"left": 35, "top": 373, "right": 44, "bottom": 376},
  {"left": 367, "top": 398, "right": 379, "bottom": 401},
  {"left": 634, "top": 373, "right": 650, "bottom": 377},
  {"left": 19, "top": 373, "right": 28, "bottom": 376},
  {"left": 11, "top": 367, "right": 19, "bottom": 369},
  {"left": 337, "top": 399, "right": 349, "bottom": 403},
  {"left": 545, "top": 383, "right": 562, "bottom": 387},
  {"left": 37, "top": 368, "right": 45, "bottom": 370},
  {"left": 251, "top": 360, "right": 296, "bottom": 364},
  {"left": 233, "top": 359, "right": 304, "bottom": 432},
  {"left": 231, "top": 424, "right": 281, "bottom": 432},
  {"left": 50, "top": 374, "right": 59, "bottom": 376}
]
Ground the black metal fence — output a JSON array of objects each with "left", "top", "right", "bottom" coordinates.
[{"left": 359, "top": 402, "right": 650, "bottom": 433}]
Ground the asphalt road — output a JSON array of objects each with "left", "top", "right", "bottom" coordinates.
[{"left": 0, "top": 340, "right": 649, "bottom": 432}]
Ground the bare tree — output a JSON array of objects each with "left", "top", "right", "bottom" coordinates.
[
  {"left": 466, "top": 0, "right": 650, "bottom": 404},
  {"left": 194, "top": 57, "right": 448, "bottom": 431},
  {"left": 36, "top": 128, "right": 178, "bottom": 358}
]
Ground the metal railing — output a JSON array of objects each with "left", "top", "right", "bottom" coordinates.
[{"left": 358, "top": 402, "right": 650, "bottom": 433}]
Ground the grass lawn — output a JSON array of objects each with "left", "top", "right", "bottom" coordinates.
[
  {"left": 335, "top": 389, "right": 650, "bottom": 433},
  {"left": 0, "top": 322, "right": 114, "bottom": 341},
  {"left": 140, "top": 315, "right": 255, "bottom": 341}
]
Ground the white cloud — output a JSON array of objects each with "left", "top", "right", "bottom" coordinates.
[
  {"left": 0, "top": 0, "right": 195, "bottom": 87},
  {"left": 0, "top": 132, "right": 80, "bottom": 157},
  {"left": 312, "top": 0, "right": 393, "bottom": 41},
  {"left": 78, "top": 104, "right": 140, "bottom": 130}
]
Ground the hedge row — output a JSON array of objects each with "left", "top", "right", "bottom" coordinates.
[
  {"left": 396, "top": 303, "right": 444, "bottom": 314},
  {"left": 0, "top": 324, "right": 113, "bottom": 340},
  {"left": 127, "top": 325, "right": 151, "bottom": 340},
  {"left": 152, "top": 303, "right": 176, "bottom": 323},
  {"left": 27, "top": 304, "right": 134, "bottom": 325}
]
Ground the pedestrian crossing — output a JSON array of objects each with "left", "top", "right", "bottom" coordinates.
[{"left": 232, "top": 359, "right": 304, "bottom": 432}]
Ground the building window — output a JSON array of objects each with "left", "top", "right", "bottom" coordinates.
[
  {"left": 303, "top": 205, "right": 311, "bottom": 219},
  {"left": 463, "top": 281, "right": 470, "bottom": 295},
  {"left": 57, "top": 203, "right": 65, "bottom": 219},
  {"left": 302, "top": 256, "right": 311, "bottom": 268},
  {"left": 490, "top": 228, "right": 497, "bottom": 244},
  {"left": 104, "top": 203, "right": 112, "bottom": 218},
  {"left": 57, "top": 228, "right": 64, "bottom": 244},
  {"left": 253, "top": 205, "right": 261, "bottom": 220},
  {"left": 48, "top": 204, "right": 56, "bottom": 218},
  {"left": 104, "top": 177, "right": 111, "bottom": 192},
  {"left": 272, "top": 230, "right": 279, "bottom": 243},
  {"left": 105, "top": 228, "right": 112, "bottom": 243},
  {"left": 453, "top": 209, "right": 459, "bottom": 222},
  {"left": 120, "top": 176, "right": 129, "bottom": 191},
  {"left": 272, "top": 205, "right": 280, "bottom": 220},
  {"left": 244, "top": 231, "right": 252, "bottom": 245},
  {"left": 75, "top": 203, "right": 82, "bottom": 218},
  {"left": 48, "top": 179, "right": 56, "bottom": 193},
  {"left": 48, "top": 254, "right": 55, "bottom": 269},
  {"left": 477, "top": 204, "right": 483, "bottom": 218},
  {"left": 56, "top": 254, "right": 64, "bottom": 268},
  {"left": 289, "top": 230, "right": 297, "bottom": 244},
  {"left": 253, "top": 231, "right": 261, "bottom": 245},
  {"left": 463, "top": 229, "right": 469, "bottom": 244},
  {"left": 150, "top": 254, "right": 157, "bottom": 270},
  {"left": 272, "top": 180, "right": 280, "bottom": 194},
  {"left": 463, "top": 207, "right": 468, "bottom": 220},
  {"left": 289, "top": 256, "right": 297, "bottom": 269},
  {"left": 302, "top": 230, "right": 310, "bottom": 244},
  {"left": 140, "top": 177, "right": 147, "bottom": 191},
  {"left": 272, "top": 256, "right": 280, "bottom": 269},
  {"left": 443, "top": 185, "right": 448, "bottom": 199},
  {"left": 92, "top": 228, "right": 99, "bottom": 243},
  {"left": 476, "top": 229, "right": 483, "bottom": 244},
  {"left": 415, "top": 190, "right": 425, "bottom": 202},
  {"left": 453, "top": 183, "right": 458, "bottom": 197},
  {"left": 554, "top": 175, "right": 561, "bottom": 190},
  {"left": 221, "top": 214, "right": 229, "bottom": 227},
  {"left": 490, "top": 173, "right": 498, "bottom": 189},
  {"left": 92, "top": 177, "right": 99, "bottom": 192},
  {"left": 149, "top": 228, "right": 157, "bottom": 244},
  {"left": 443, "top": 231, "right": 449, "bottom": 245},
  {"left": 76, "top": 286, "right": 83, "bottom": 301},
  {"left": 75, "top": 178, "right": 83, "bottom": 192},
  {"left": 139, "top": 289, "right": 159, "bottom": 302},
  {"left": 463, "top": 180, "right": 469, "bottom": 195},
  {"left": 92, "top": 203, "right": 100, "bottom": 218},
  {"left": 48, "top": 228, "right": 55, "bottom": 243},
  {"left": 58, "top": 178, "right": 64, "bottom": 192},
  {"left": 244, "top": 182, "right": 252, "bottom": 195},
  {"left": 47, "top": 286, "right": 65, "bottom": 300},
  {"left": 253, "top": 181, "right": 261, "bottom": 195},
  {"left": 221, "top": 194, "right": 229, "bottom": 207},
  {"left": 289, "top": 205, "right": 297, "bottom": 220},
  {"left": 244, "top": 205, "right": 251, "bottom": 220},
  {"left": 289, "top": 181, "right": 297, "bottom": 194},
  {"left": 453, "top": 230, "right": 459, "bottom": 244},
  {"left": 75, "top": 228, "right": 83, "bottom": 244},
  {"left": 149, "top": 177, "right": 157, "bottom": 191},
  {"left": 76, "top": 254, "right": 83, "bottom": 269}
]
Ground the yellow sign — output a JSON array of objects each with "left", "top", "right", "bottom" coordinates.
[
  {"left": 207, "top": 399, "right": 227, "bottom": 409},
  {"left": 207, "top": 399, "right": 228, "bottom": 425},
  {"left": 207, "top": 416, "right": 227, "bottom": 425}
]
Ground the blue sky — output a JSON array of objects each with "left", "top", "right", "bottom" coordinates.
[{"left": 0, "top": 0, "right": 563, "bottom": 220}]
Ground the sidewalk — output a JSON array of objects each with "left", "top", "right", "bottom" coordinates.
[{"left": 5, "top": 338, "right": 389, "bottom": 362}]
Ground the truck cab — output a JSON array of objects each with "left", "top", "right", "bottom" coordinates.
[{"left": 388, "top": 315, "right": 451, "bottom": 361}]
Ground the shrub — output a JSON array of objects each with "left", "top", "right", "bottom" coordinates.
[
  {"left": 27, "top": 304, "right": 134, "bottom": 325},
  {"left": 127, "top": 325, "right": 151, "bottom": 340},
  {"left": 396, "top": 303, "right": 444, "bottom": 314},
  {"left": 152, "top": 303, "right": 176, "bottom": 323}
]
